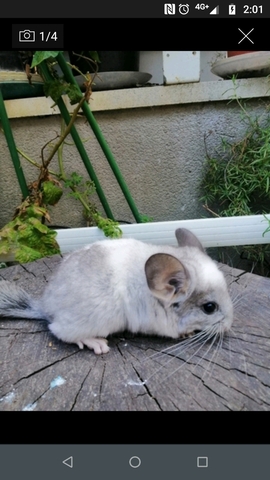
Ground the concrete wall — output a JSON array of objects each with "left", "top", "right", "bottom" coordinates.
[{"left": 0, "top": 96, "right": 267, "bottom": 229}]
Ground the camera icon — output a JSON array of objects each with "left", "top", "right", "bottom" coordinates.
[{"left": 18, "top": 29, "right": 35, "bottom": 42}]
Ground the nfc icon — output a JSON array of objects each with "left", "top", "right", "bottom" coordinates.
[{"left": 164, "top": 3, "right": 176, "bottom": 14}]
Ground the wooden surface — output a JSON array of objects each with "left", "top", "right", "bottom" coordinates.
[{"left": 0, "top": 255, "right": 269, "bottom": 411}]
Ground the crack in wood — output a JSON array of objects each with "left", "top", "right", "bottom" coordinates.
[
  {"left": 131, "top": 364, "right": 163, "bottom": 411},
  {"left": 70, "top": 364, "right": 94, "bottom": 411},
  {"left": 229, "top": 270, "right": 250, "bottom": 284},
  {"left": 190, "top": 371, "right": 231, "bottom": 408},
  {"left": 99, "top": 363, "right": 107, "bottom": 397},
  {"left": 228, "top": 383, "right": 270, "bottom": 406},
  {"left": 20, "top": 264, "right": 37, "bottom": 278},
  {"left": 13, "top": 350, "right": 78, "bottom": 386}
]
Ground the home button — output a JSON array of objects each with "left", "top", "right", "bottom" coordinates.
[{"left": 129, "top": 456, "right": 141, "bottom": 468}]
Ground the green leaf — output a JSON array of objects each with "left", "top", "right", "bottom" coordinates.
[
  {"left": 42, "top": 180, "right": 63, "bottom": 205},
  {"left": 68, "top": 192, "right": 81, "bottom": 200},
  {"left": 43, "top": 79, "right": 68, "bottom": 102},
  {"left": 64, "top": 172, "right": 83, "bottom": 188},
  {"left": 67, "top": 84, "right": 82, "bottom": 105},
  {"left": 140, "top": 214, "right": 154, "bottom": 223},
  {"left": 27, "top": 217, "right": 51, "bottom": 234},
  {"left": 0, "top": 240, "right": 11, "bottom": 255},
  {"left": 93, "top": 214, "right": 122, "bottom": 238},
  {"left": 0, "top": 215, "right": 61, "bottom": 263},
  {"left": 43, "top": 80, "right": 81, "bottom": 104},
  {"left": 15, "top": 245, "right": 43, "bottom": 263},
  {"left": 266, "top": 176, "right": 269, "bottom": 194},
  {"left": 88, "top": 51, "right": 100, "bottom": 63},
  {"left": 24, "top": 205, "right": 48, "bottom": 219},
  {"left": 31, "top": 51, "right": 63, "bottom": 67}
]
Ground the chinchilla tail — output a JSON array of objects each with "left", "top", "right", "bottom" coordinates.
[{"left": 0, "top": 280, "right": 45, "bottom": 320}]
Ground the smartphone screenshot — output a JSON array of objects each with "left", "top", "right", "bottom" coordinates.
[{"left": 0, "top": 1, "right": 269, "bottom": 478}]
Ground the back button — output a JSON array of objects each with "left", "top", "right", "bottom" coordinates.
[{"left": 62, "top": 456, "right": 73, "bottom": 468}]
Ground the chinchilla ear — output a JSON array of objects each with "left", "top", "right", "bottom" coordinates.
[
  {"left": 175, "top": 228, "right": 204, "bottom": 252},
  {"left": 145, "top": 253, "right": 189, "bottom": 304}
]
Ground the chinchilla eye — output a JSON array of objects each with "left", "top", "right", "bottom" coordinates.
[{"left": 202, "top": 302, "right": 218, "bottom": 314}]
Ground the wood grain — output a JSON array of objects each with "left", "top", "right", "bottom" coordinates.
[{"left": 0, "top": 256, "right": 269, "bottom": 411}]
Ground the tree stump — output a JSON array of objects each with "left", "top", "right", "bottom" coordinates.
[{"left": 0, "top": 255, "right": 269, "bottom": 411}]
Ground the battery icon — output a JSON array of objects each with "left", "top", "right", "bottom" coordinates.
[{"left": 229, "top": 4, "right": 236, "bottom": 14}]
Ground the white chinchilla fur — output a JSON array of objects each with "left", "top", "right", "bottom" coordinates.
[{"left": 0, "top": 228, "right": 233, "bottom": 354}]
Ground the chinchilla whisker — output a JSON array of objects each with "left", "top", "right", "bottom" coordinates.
[
  {"left": 141, "top": 330, "right": 204, "bottom": 363},
  {"left": 142, "top": 326, "right": 220, "bottom": 385},
  {"left": 214, "top": 325, "right": 251, "bottom": 392},
  {"left": 171, "top": 327, "right": 217, "bottom": 355},
  {"left": 140, "top": 340, "right": 205, "bottom": 385},
  {"left": 193, "top": 328, "right": 221, "bottom": 373},
  {"left": 196, "top": 329, "right": 224, "bottom": 383},
  {"left": 178, "top": 325, "right": 227, "bottom": 385},
  {"left": 231, "top": 291, "right": 243, "bottom": 304},
  {"left": 163, "top": 326, "right": 221, "bottom": 365},
  {"left": 227, "top": 326, "right": 249, "bottom": 378},
  {"left": 231, "top": 291, "right": 250, "bottom": 309},
  {"left": 144, "top": 327, "right": 216, "bottom": 365},
  {"left": 190, "top": 331, "right": 222, "bottom": 371},
  {"left": 147, "top": 333, "right": 219, "bottom": 385}
]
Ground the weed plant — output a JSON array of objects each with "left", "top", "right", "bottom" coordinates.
[{"left": 201, "top": 95, "right": 270, "bottom": 276}]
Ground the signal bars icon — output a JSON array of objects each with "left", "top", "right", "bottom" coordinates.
[{"left": 209, "top": 5, "right": 219, "bottom": 14}]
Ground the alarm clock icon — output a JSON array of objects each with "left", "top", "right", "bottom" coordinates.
[{"left": 179, "top": 3, "right": 189, "bottom": 14}]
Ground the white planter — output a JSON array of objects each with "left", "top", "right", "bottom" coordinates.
[
  {"left": 162, "top": 51, "right": 200, "bottom": 84},
  {"left": 139, "top": 51, "right": 201, "bottom": 86},
  {"left": 55, "top": 214, "right": 270, "bottom": 254}
]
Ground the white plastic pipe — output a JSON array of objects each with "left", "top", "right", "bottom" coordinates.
[{"left": 56, "top": 214, "right": 270, "bottom": 253}]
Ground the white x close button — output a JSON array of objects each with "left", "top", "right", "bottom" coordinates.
[{"left": 238, "top": 27, "right": 254, "bottom": 44}]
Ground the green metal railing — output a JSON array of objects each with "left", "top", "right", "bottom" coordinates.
[
  {"left": 0, "top": 88, "right": 29, "bottom": 199},
  {"left": 1, "top": 52, "right": 143, "bottom": 223},
  {"left": 56, "top": 53, "right": 142, "bottom": 223}
]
